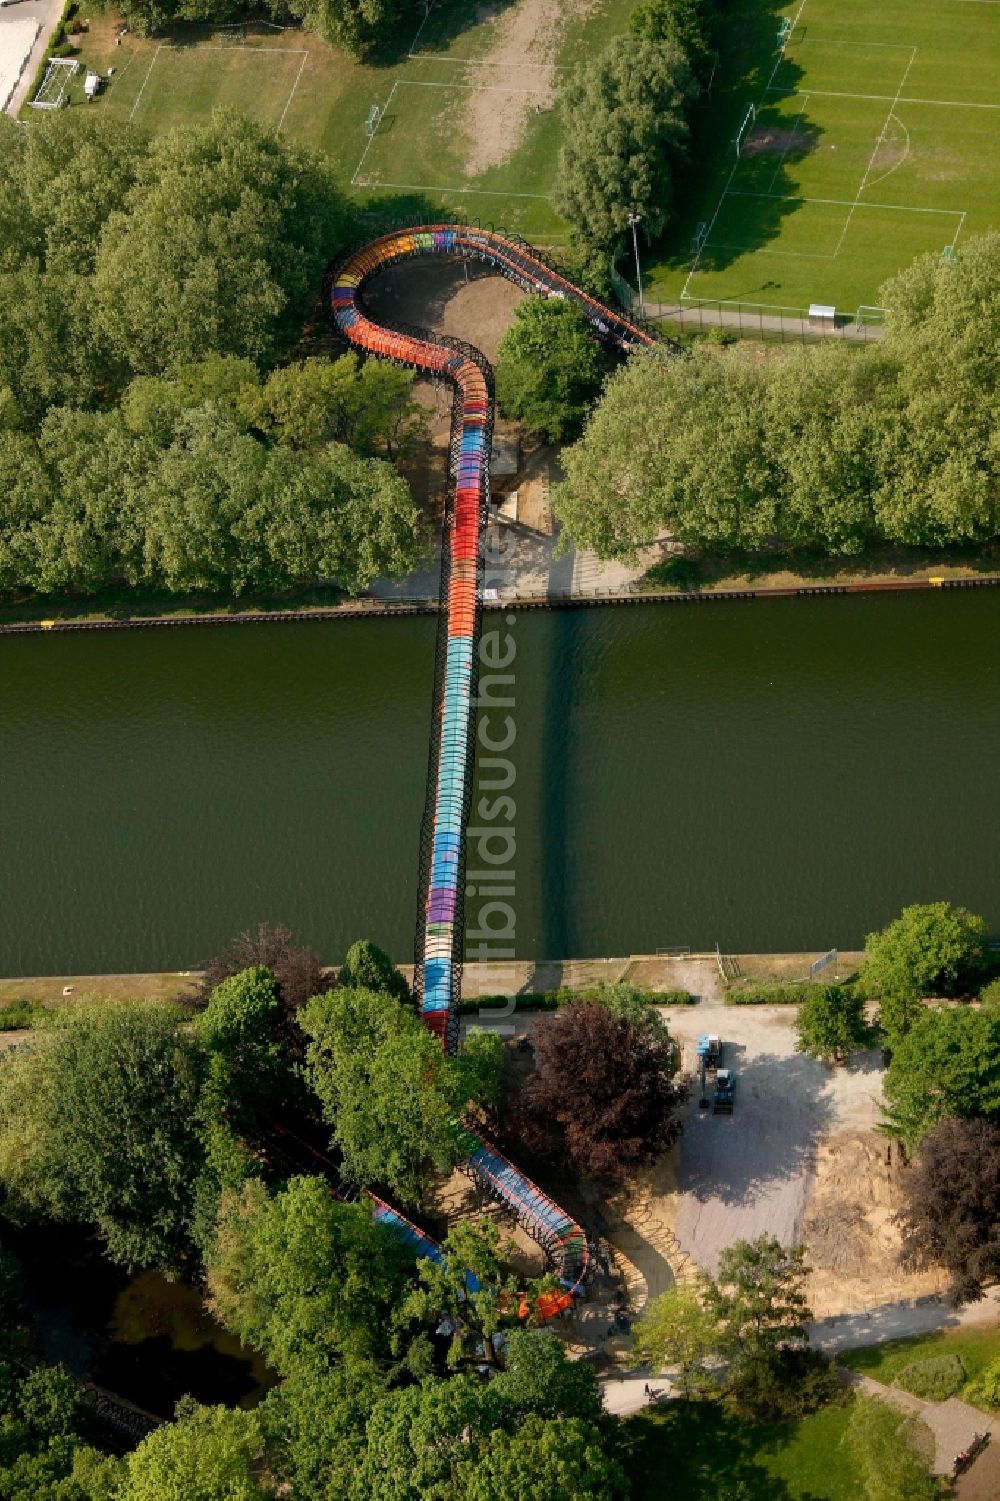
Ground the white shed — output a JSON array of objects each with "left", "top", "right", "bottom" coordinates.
[{"left": 808, "top": 303, "right": 836, "bottom": 329}]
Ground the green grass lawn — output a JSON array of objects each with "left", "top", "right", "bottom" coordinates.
[
  {"left": 840, "top": 1326, "right": 1000, "bottom": 1412},
  {"left": 38, "top": 0, "right": 1000, "bottom": 307},
  {"left": 647, "top": 0, "right": 1000, "bottom": 314},
  {"left": 54, "top": 0, "right": 637, "bottom": 243},
  {"left": 626, "top": 1398, "right": 859, "bottom": 1501}
]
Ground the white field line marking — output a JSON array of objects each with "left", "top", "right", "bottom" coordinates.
[
  {"left": 407, "top": 0, "right": 436, "bottom": 56},
  {"left": 351, "top": 77, "right": 398, "bottom": 186},
  {"left": 276, "top": 49, "right": 308, "bottom": 131},
  {"left": 128, "top": 42, "right": 163, "bottom": 123},
  {"left": 768, "top": 95, "right": 810, "bottom": 190},
  {"left": 767, "top": 85, "right": 1000, "bottom": 109},
  {"left": 950, "top": 210, "right": 968, "bottom": 249},
  {"left": 682, "top": 0, "right": 808, "bottom": 295},
  {"left": 865, "top": 111, "right": 910, "bottom": 190},
  {"left": 833, "top": 47, "right": 916, "bottom": 255},
  {"left": 728, "top": 189, "right": 965, "bottom": 216}
]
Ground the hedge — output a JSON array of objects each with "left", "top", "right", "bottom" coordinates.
[
  {"left": 895, "top": 1353, "right": 966, "bottom": 1402},
  {"left": 0, "top": 999, "right": 47, "bottom": 1030},
  {"left": 725, "top": 981, "right": 818, "bottom": 1006},
  {"left": 459, "top": 983, "right": 693, "bottom": 1014}
]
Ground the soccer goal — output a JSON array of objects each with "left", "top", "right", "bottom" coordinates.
[
  {"left": 855, "top": 305, "right": 886, "bottom": 330},
  {"left": 363, "top": 103, "right": 382, "bottom": 139},
  {"left": 733, "top": 103, "right": 756, "bottom": 158},
  {"left": 31, "top": 57, "right": 79, "bottom": 109},
  {"left": 777, "top": 17, "right": 792, "bottom": 49}
]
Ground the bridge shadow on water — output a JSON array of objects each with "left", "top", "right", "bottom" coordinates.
[{"left": 535, "top": 607, "right": 582, "bottom": 964}]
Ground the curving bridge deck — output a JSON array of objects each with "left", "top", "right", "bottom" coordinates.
[{"left": 330, "top": 226, "right": 656, "bottom": 1309}]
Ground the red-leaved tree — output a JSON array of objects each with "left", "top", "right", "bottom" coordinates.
[
  {"left": 897, "top": 1115, "right": 1000, "bottom": 1304},
  {"left": 510, "top": 1002, "right": 684, "bottom": 1179}
]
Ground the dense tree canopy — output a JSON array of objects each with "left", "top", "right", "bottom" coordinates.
[
  {"left": 795, "top": 984, "right": 870, "bottom": 1063},
  {"left": 554, "top": 235, "right": 1000, "bottom": 563},
  {"left": 859, "top": 903, "right": 987, "bottom": 1049},
  {"left": 496, "top": 299, "right": 603, "bottom": 442},
  {"left": 629, "top": 0, "right": 716, "bottom": 78},
  {"left": 555, "top": 37, "right": 696, "bottom": 253},
  {"left": 511, "top": 1000, "right": 682, "bottom": 1178},
  {"left": 92, "top": 111, "right": 342, "bottom": 376},
  {"left": 207, "top": 1176, "right": 413, "bottom": 1373},
  {"left": 0, "top": 1006, "right": 205, "bottom": 1270},
  {"left": 632, "top": 1282, "right": 719, "bottom": 1396},
  {"left": 0, "top": 111, "right": 427, "bottom": 604},
  {"left": 896, "top": 1116, "right": 1000, "bottom": 1302},
  {"left": 301, "top": 987, "right": 497, "bottom": 1203},
  {"left": 881, "top": 1006, "right": 1000, "bottom": 1148}
]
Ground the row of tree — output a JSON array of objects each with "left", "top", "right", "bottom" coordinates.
[
  {"left": 0, "top": 111, "right": 435, "bottom": 598},
  {"left": 0, "top": 356, "right": 424, "bottom": 597},
  {"left": 554, "top": 0, "right": 716, "bottom": 275},
  {"left": 553, "top": 233, "right": 1000, "bottom": 559},
  {"left": 109, "top": 0, "right": 413, "bottom": 57}
]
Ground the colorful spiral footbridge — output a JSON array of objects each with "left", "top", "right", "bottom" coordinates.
[{"left": 329, "top": 225, "right": 656, "bottom": 1311}]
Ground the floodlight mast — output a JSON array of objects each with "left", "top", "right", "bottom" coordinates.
[{"left": 627, "top": 210, "right": 644, "bottom": 316}]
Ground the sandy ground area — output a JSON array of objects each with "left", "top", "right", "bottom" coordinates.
[
  {"left": 655, "top": 965, "right": 947, "bottom": 1314},
  {"left": 362, "top": 262, "right": 652, "bottom": 601},
  {"left": 469, "top": 954, "right": 952, "bottom": 1328}
]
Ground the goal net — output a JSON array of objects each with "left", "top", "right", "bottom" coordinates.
[{"left": 31, "top": 57, "right": 79, "bottom": 110}]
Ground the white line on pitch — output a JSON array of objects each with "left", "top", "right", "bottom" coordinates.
[
  {"left": 351, "top": 78, "right": 398, "bottom": 187},
  {"left": 833, "top": 47, "right": 917, "bottom": 256},
  {"left": 728, "top": 189, "right": 965, "bottom": 216},
  {"left": 276, "top": 50, "right": 308, "bottom": 131},
  {"left": 128, "top": 43, "right": 163, "bottom": 123},
  {"left": 766, "top": 85, "right": 1000, "bottom": 109}
]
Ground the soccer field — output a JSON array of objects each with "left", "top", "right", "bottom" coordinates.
[
  {"left": 57, "top": 0, "right": 635, "bottom": 244},
  {"left": 646, "top": 0, "right": 1000, "bottom": 315},
  {"left": 49, "top": 0, "right": 999, "bottom": 310}
]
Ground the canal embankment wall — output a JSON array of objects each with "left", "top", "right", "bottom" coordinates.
[
  {"left": 0, "top": 951, "right": 867, "bottom": 1007},
  {"left": 0, "top": 572, "right": 997, "bottom": 635}
]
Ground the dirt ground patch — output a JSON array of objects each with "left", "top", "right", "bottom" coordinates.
[
  {"left": 363, "top": 260, "right": 524, "bottom": 365},
  {"left": 742, "top": 127, "right": 812, "bottom": 159},
  {"left": 459, "top": 0, "right": 596, "bottom": 178},
  {"left": 802, "top": 1131, "right": 947, "bottom": 1317}
]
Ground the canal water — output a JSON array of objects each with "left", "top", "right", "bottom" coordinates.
[{"left": 0, "top": 592, "right": 997, "bottom": 975}]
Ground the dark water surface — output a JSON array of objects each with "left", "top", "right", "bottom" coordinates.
[{"left": 0, "top": 593, "right": 997, "bottom": 974}]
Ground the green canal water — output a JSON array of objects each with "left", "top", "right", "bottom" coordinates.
[{"left": 0, "top": 592, "right": 997, "bottom": 975}]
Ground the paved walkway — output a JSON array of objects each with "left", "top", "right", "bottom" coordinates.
[
  {"left": 637, "top": 298, "right": 884, "bottom": 343},
  {"left": 2, "top": 0, "right": 65, "bottom": 115},
  {"left": 370, "top": 519, "right": 646, "bottom": 605},
  {"left": 844, "top": 1370, "right": 997, "bottom": 1477},
  {"left": 808, "top": 1288, "right": 1000, "bottom": 1356}
]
